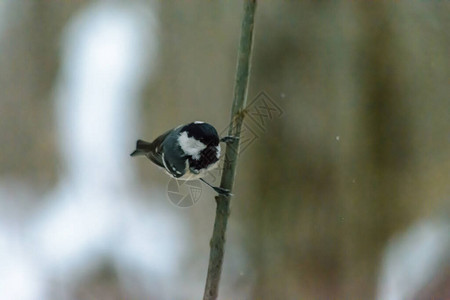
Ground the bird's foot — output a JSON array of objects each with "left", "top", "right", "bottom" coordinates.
[
  {"left": 212, "top": 186, "right": 232, "bottom": 196},
  {"left": 200, "top": 178, "right": 232, "bottom": 196},
  {"left": 220, "top": 136, "right": 239, "bottom": 144}
]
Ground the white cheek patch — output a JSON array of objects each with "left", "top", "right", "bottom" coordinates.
[
  {"left": 178, "top": 131, "right": 206, "bottom": 160},
  {"left": 216, "top": 144, "right": 221, "bottom": 159}
]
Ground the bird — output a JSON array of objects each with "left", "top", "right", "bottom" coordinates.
[{"left": 131, "top": 121, "right": 236, "bottom": 195}]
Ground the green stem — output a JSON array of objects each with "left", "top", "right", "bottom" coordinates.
[{"left": 203, "top": 1, "right": 257, "bottom": 299}]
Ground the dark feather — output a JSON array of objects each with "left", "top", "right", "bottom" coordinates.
[
  {"left": 145, "top": 129, "right": 173, "bottom": 169},
  {"left": 130, "top": 139, "right": 152, "bottom": 157},
  {"left": 160, "top": 128, "right": 187, "bottom": 178}
]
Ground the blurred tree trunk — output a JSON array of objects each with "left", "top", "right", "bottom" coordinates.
[
  {"left": 243, "top": 1, "right": 449, "bottom": 299},
  {"left": 0, "top": 1, "right": 86, "bottom": 185}
]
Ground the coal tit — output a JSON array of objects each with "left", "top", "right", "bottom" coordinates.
[{"left": 131, "top": 121, "right": 235, "bottom": 195}]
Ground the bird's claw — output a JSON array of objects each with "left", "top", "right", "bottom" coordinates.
[
  {"left": 220, "top": 136, "right": 239, "bottom": 144},
  {"left": 212, "top": 186, "right": 232, "bottom": 196}
]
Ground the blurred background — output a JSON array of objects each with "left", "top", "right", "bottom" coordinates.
[{"left": 0, "top": 0, "right": 449, "bottom": 299}]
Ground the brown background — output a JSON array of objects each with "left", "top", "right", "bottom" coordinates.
[{"left": 0, "top": 1, "right": 449, "bottom": 299}]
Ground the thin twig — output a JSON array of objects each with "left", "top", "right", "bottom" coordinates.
[{"left": 203, "top": 1, "right": 257, "bottom": 299}]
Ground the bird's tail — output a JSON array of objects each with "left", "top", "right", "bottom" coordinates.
[{"left": 130, "top": 139, "right": 153, "bottom": 156}]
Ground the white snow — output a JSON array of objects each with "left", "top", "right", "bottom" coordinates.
[
  {"left": 377, "top": 218, "right": 450, "bottom": 300},
  {"left": 0, "top": 2, "right": 189, "bottom": 299}
]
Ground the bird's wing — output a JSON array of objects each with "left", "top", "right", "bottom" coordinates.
[
  {"left": 151, "top": 128, "right": 172, "bottom": 151},
  {"left": 144, "top": 129, "right": 173, "bottom": 169},
  {"left": 161, "top": 130, "right": 187, "bottom": 178},
  {"left": 146, "top": 151, "right": 165, "bottom": 169}
]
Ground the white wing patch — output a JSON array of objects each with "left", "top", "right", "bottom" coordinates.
[
  {"left": 194, "top": 121, "right": 204, "bottom": 124},
  {"left": 162, "top": 152, "right": 184, "bottom": 177},
  {"left": 161, "top": 153, "right": 169, "bottom": 172},
  {"left": 178, "top": 131, "right": 206, "bottom": 160}
]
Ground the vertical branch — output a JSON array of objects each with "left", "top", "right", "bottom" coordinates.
[{"left": 203, "top": 1, "right": 257, "bottom": 300}]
